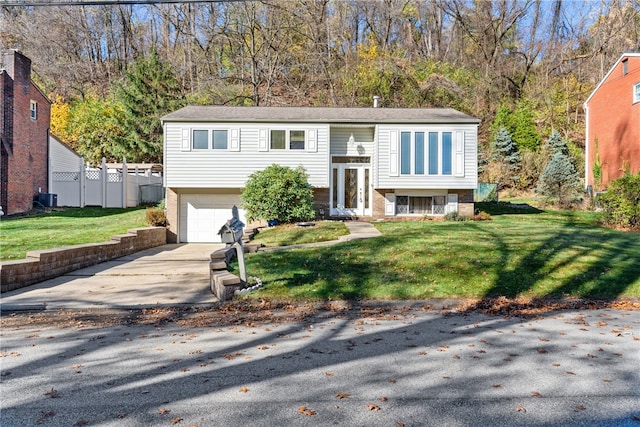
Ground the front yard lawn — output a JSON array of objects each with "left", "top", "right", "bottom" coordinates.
[
  {"left": 0, "top": 208, "right": 148, "bottom": 261},
  {"left": 250, "top": 221, "right": 349, "bottom": 247},
  {"left": 234, "top": 204, "right": 640, "bottom": 301}
]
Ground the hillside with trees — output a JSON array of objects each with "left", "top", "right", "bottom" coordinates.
[{"left": 1, "top": 0, "right": 638, "bottom": 195}]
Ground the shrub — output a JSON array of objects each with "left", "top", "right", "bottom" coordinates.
[
  {"left": 146, "top": 207, "right": 166, "bottom": 226},
  {"left": 444, "top": 211, "right": 469, "bottom": 221},
  {"left": 241, "top": 164, "right": 316, "bottom": 223},
  {"left": 473, "top": 211, "right": 492, "bottom": 221},
  {"left": 596, "top": 172, "right": 640, "bottom": 230}
]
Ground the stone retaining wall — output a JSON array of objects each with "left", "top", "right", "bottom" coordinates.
[{"left": 0, "top": 227, "right": 166, "bottom": 293}]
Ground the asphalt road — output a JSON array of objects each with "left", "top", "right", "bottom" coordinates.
[{"left": 1, "top": 304, "right": 639, "bottom": 426}]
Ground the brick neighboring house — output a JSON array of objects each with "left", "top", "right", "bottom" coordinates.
[
  {"left": 584, "top": 52, "right": 640, "bottom": 192},
  {"left": 1, "top": 50, "right": 51, "bottom": 215}
]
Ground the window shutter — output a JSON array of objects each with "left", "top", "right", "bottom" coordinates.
[
  {"left": 447, "top": 193, "right": 458, "bottom": 214},
  {"left": 455, "top": 131, "right": 464, "bottom": 177},
  {"left": 389, "top": 130, "right": 399, "bottom": 177},
  {"left": 307, "top": 129, "right": 317, "bottom": 152},
  {"left": 385, "top": 193, "right": 396, "bottom": 215},
  {"left": 258, "top": 129, "right": 268, "bottom": 152},
  {"left": 181, "top": 128, "right": 191, "bottom": 151},
  {"left": 230, "top": 128, "right": 240, "bottom": 151}
]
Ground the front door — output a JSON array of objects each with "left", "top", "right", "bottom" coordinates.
[{"left": 331, "top": 164, "right": 371, "bottom": 216}]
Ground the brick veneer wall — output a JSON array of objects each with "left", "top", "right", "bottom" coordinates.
[
  {"left": 1, "top": 51, "right": 51, "bottom": 215},
  {"left": 0, "top": 227, "right": 166, "bottom": 293}
]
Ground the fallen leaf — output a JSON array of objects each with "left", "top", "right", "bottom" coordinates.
[
  {"left": 239, "top": 387, "right": 249, "bottom": 393},
  {"left": 298, "top": 406, "right": 316, "bottom": 416},
  {"left": 116, "top": 413, "right": 126, "bottom": 419},
  {"left": 516, "top": 405, "right": 527, "bottom": 413},
  {"left": 531, "top": 391, "right": 542, "bottom": 398},
  {"left": 566, "top": 371, "right": 576, "bottom": 375},
  {"left": 379, "top": 396, "right": 388, "bottom": 402},
  {"left": 44, "top": 388, "right": 60, "bottom": 398},
  {"left": 159, "top": 408, "right": 171, "bottom": 415},
  {"left": 367, "top": 404, "right": 381, "bottom": 412},
  {"left": 552, "top": 363, "right": 561, "bottom": 367},
  {"left": 325, "top": 371, "right": 334, "bottom": 377},
  {"left": 537, "top": 348, "right": 548, "bottom": 354},
  {"left": 336, "top": 393, "right": 350, "bottom": 399},
  {"left": 74, "top": 419, "right": 89, "bottom": 426},
  {"left": 492, "top": 384, "right": 502, "bottom": 388},
  {"left": 397, "top": 422, "right": 405, "bottom": 427},
  {"left": 576, "top": 405, "right": 586, "bottom": 411},
  {"left": 389, "top": 379, "right": 396, "bottom": 383},
  {"left": 171, "top": 417, "right": 183, "bottom": 424}
]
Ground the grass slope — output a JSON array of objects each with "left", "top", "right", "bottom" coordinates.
[
  {"left": 0, "top": 208, "right": 148, "bottom": 261},
  {"left": 237, "top": 204, "right": 640, "bottom": 301}
]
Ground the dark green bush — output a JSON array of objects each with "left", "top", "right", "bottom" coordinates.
[
  {"left": 596, "top": 172, "right": 640, "bottom": 230},
  {"left": 241, "top": 164, "right": 316, "bottom": 223}
]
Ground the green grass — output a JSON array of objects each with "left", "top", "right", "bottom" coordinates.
[
  {"left": 0, "top": 208, "right": 148, "bottom": 261},
  {"left": 233, "top": 203, "right": 640, "bottom": 301},
  {"left": 251, "top": 221, "right": 349, "bottom": 247}
]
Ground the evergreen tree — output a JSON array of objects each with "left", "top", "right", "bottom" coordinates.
[
  {"left": 512, "top": 100, "right": 540, "bottom": 151},
  {"left": 491, "top": 127, "right": 521, "bottom": 188},
  {"left": 116, "top": 48, "right": 185, "bottom": 162},
  {"left": 536, "top": 131, "right": 581, "bottom": 206}
]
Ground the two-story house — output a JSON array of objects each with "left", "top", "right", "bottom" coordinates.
[
  {"left": 161, "top": 106, "right": 480, "bottom": 243},
  {"left": 1, "top": 50, "right": 51, "bottom": 215},
  {"left": 584, "top": 52, "right": 640, "bottom": 191}
]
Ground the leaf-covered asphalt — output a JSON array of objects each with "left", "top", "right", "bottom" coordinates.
[{"left": 1, "top": 301, "right": 639, "bottom": 427}]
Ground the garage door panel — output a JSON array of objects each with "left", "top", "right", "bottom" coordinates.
[{"left": 179, "top": 194, "right": 246, "bottom": 243}]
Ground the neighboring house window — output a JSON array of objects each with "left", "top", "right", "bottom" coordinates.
[
  {"left": 270, "top": 130, "right": 305, "bottom": 150},
  {"left": 192, "top": 129, "right": 228, "bottom": 150},
  {"left": 30, "top": 100, "right": 37, "bottom": 120},
  {"left": 399, "top": 131, "right": 454, "bottom": 175},
  {"left": 634, "top": 83, "right": 640, "bottom": 104}
]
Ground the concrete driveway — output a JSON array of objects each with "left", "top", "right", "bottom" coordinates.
[{"left": 0, "top": 244, "right": 224, "bottom": 310}]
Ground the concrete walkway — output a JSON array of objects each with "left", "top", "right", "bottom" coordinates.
[
  {"left": 0, "top": 221, "right": 381, "bottom": 311},
  {"left": 259, "top": 220, "right": 382, "bottom": 251}
]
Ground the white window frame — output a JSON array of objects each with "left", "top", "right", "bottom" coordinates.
[
  {"left": 398, "top": 130, "right": 454, "bottom": 176},
  {"left": 30, "top": 100, "right": 37, "bottom": 120},
  {"left": 634, "top": 83, "right": 640, "bottom": 104},
  {"left": 394, "top": 192, "right": 449, "bottom": 216},
  {"left": 269, "top": 129, "right": 306, "bottom": 150},
  {"left": 191, "top": 129, "right": 229, "bottom": 150}
]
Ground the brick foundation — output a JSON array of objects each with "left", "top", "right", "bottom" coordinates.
[{"left": 0, "top": 227, "right": 166, "bottom": 293}]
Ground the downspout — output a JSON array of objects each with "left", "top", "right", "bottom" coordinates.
[{"left": 583, "top": 102, "right": 589, "bottom": 192}]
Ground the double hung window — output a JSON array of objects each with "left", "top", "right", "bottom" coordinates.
[
  {"left": 192, "top": 129, "right": 228, "bottom": 150},
  {"left": 271, "top": 130, "right": 306, "bottom": 150}
]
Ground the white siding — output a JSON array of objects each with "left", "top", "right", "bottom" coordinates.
[
  {"left": 376, "top": 124, "right": 478, "bottom": 190},
  {"left": 329, "top": 127, "right": 375, "bottom": 156},
  {"left": 50, "top": 136, "right": 82, "bottom": 172},
  {"left": 165, "top": 123, "right": 330, "bottom": 188}
]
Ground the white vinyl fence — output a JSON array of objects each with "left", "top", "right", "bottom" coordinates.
[{"left": 51, "top": 158, "right": 163, "bottom": 208}]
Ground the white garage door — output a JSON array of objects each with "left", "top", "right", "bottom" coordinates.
[{"left": 179, "top": 194, "right": 247, "bottom": 243}]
